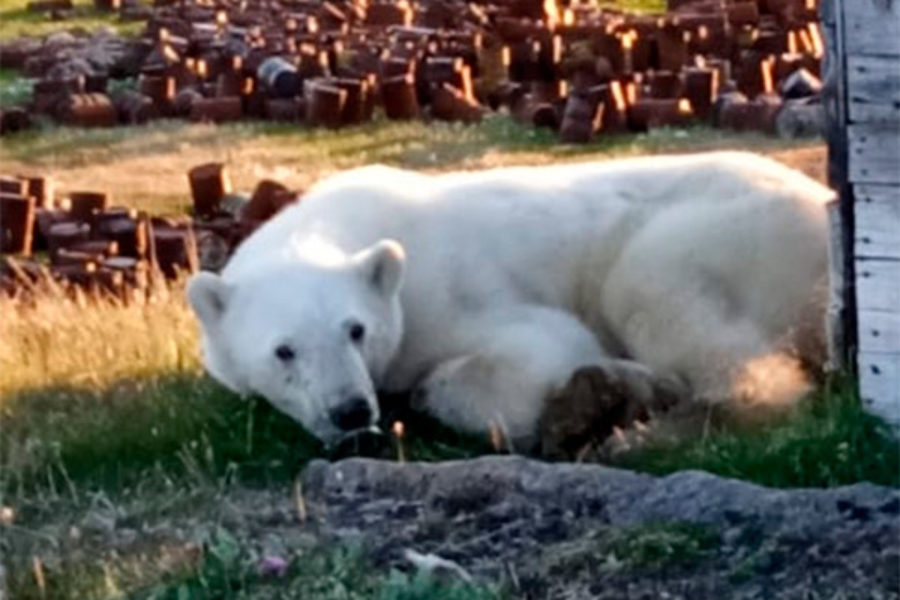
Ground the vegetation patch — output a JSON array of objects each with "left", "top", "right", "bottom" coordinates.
[
  {"left": 8, "top": 526, "right": 503, "bottom": 600},
  {"left": 0, "top": 67, "right": 32, "bottom": 107},
  {"left": 610, "top": 376, "right": 900, "bottom": 488},
  {"left": 142, "top": 534, "right": 503, "bottom": 600},
  {"left": 0, "top": 117, "right": 819, "bottom": 215},
  {"left": 0, "top": 0, "right": 143, "bottom": 40},
  {"left": 605, "top": 521, "right": 720, "bottom": 569}
]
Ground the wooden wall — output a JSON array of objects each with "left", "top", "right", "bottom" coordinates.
[{"left": 823, "top": 0, "right": 900, "bottom": 425}]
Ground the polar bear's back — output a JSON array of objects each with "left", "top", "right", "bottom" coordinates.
[
  {"left": 300, "top": 151, "right": 832, "bottom": 213},
  {"left": 224, "top": 152, "right": 833, "bottom": 280}
]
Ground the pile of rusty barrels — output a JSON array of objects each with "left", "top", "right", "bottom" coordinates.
[
  {"left": 0, "top": 0, "right": 824, "bottom": 141},
  {"left": 0, "top": 163, "right": 300, "bottom": 296}
]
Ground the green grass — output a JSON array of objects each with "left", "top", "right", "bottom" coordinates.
[
  {"left": 606, "top": 521, "right": 720, "bottom": 568},
  {"left": 0, "top": 67, "right": 32, "bottom": 106},
  {"left": 1, "top": 371, "right": 490, "bottom": 508},
  {"left": 611, "top": 376, "right": 900, "bottom": 488},
  {"left": 138, "top": 536, "right": 502, "bottom": 600},
  {"left": 0, "top": 0, "right": 144, "bottom": 40},
  {"left": 10, "top": 528, "right": 504, "bottom": 600}
]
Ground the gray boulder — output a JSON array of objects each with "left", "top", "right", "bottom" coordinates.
[{"left": 301, "top": 457, "right": 900, "bottom": 599}]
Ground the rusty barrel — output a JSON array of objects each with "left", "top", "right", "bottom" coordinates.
[
  {"left": 0, "top": 193, "right": 36, "bottom": 255},
  {"left": 188, "top": 162, "right": 232, "bottom": 218},
  {"left": 69, "top": 191, "right": 108, "bottom": 224},
  {"left": 381, "top": 73, "right": 419, "bottom": 119}
]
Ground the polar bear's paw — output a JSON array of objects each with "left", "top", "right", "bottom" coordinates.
[
  {"left": 410, "top": 353, "right": 545, "bottom": 449},
  {"left": 538, "top": 362, "right": 687, "bottom": 461}
]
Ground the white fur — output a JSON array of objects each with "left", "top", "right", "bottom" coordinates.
[{"left": 188, "top": 151, "right": 833, "bottom": 446}]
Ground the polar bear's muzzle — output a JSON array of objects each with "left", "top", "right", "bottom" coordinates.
[{"left": 328, "top": 395, "right": 376, "bottom": 431}]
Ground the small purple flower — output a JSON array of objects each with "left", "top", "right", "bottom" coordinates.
[{"left": 258, "top": 555, "right": 289, "bottom": 578}]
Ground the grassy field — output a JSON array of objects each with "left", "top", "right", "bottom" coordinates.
[
  {"left": 1, "top": 116, "right": 897, "bottom": 599},
  {"left": 0, "top": 117, "right": 827, "bottom": 215},
  {"left": 0, "top": 0, "right": 143, "bottom": 40}
]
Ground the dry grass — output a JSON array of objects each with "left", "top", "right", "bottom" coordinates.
[
  {"left": 0, "top": 117, "right": 825, "bottom": 215},
  {"left": 0, "top": 278, "right": 199, "bottom": 397}
]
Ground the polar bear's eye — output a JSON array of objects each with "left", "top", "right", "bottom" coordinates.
[
  {"left": 274, "top": 344, "right": 295, "bottom": 362},
  {"left": 349, "top": 323, "right": 366, "bottom": 344}
]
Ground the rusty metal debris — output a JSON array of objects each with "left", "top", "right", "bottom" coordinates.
[{"left": 0, "top": 0, "right": 823, "bottom": 140}]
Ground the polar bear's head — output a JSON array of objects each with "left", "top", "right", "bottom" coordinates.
[{"left": 187, "top": 239, "right": 406, "bottom": 445}]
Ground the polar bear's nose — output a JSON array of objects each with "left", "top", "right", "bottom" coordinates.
[{"left": 329, "top": 397, "right": 373, "bottom": 431}]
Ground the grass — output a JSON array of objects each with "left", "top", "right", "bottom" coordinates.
[
  {"left": 606, "top": 521, "right": 720, "bottom": 569},
  {"left": 1, "top": 276, "right": 897, "bottom": 598},
  {"left": 0, "top": 116, "right": 824, "bottom": 215},
  {"left": 600, "top": 0, "right": 666, "bottom": 13},
  {"left": 0, "top": 67, "right": 32, "bottom": 106},
  {"left": 611, "top": 376, "right": 900, "bottom": 488},
  {"left": 136, "top": 537, "right": 503, "bottom": 600},
  {"left": 10, "top": 527, "right": 504, "bottom": 599},
  {"left": 0, "top": 0, "right": 144, "bottom": 40}
]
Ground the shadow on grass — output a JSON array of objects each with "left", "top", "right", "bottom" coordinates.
[
  {"left": 0, "top": 373, "right": 321, "bottom": 501},
  {"left": 0, "top": 372, "right": 492, "bottom": 507}
]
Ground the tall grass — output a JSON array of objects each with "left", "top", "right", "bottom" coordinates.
[{"left": 0, "top": 278, "right": 198, "bottom": 396}]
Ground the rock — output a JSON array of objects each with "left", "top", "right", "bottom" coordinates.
[{"left": 300, "top": 457, "right": 900, "bottom": 598}]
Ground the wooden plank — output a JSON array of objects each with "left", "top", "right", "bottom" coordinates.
[
  {"left": 819, "top": 0, "right": 836, "bottom": 25},
  {"left": 847, "top": 55, "right": 900, "bottom": 123},
  {"left": 858, "top": 351, "right": 900, "bottom": 426},
  {"left": 821, "top": 0, "right": 858, "bottom": 363},
  {"left": 856, "top": 258, "right": 900, "bottom": 312},
  {"left": 848, "top": 124, "right": 900, "bottom": 184},
  {"left": 857, "top": 309, "right": 900, "bottom": 353},
  {"left": 854, "top": 184, "right": 900, "bottom": 259},
  {"left": 821, "top": 0, "right": 846, "bottom": 192},
  {"left": 845, "top": 0, "right": 900, "bottom": 56}
]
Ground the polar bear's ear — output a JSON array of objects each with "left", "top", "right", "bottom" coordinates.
[
  {"left": 353, "top": 239, "right": 406, "bottom": 298},
  {"left": 187, "top": 271, "right": 232, "bottom": 327}
]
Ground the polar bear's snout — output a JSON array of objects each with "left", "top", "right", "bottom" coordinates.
[{"left": 329, "top": 395, "right": 376, "bottom": 431}]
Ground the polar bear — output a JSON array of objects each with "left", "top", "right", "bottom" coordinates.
[{"left": 187, "top": 151, "right": 834, "bottom": 449}]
